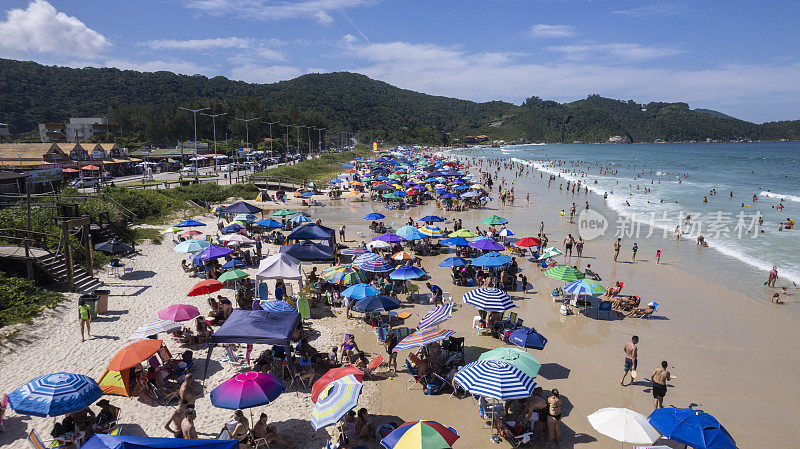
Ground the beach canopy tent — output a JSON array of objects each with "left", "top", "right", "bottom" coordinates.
[
  {"left": 82, "top": 434, "right": 238, "bottom": 449},
  {"left": 205, "top": 310, "right": 300, "bottom": 379},
  {"left": 280, "top": 240, "right": 335, "bottom": 262},
  {"left": 222, "top": 201, "right": 262, "bottom": 215},
  {"left": 100, "top": 339, "right": 170, "bottom": 397},
  {"left": 285, "top": 223, "right": 335, "bottom": 245},
  {"left": 256, "top": 253, "right": 303, "bottom": 281}
]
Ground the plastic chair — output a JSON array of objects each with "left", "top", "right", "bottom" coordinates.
[
  {"left": 640, "top": 302, "right": 660, "bottom": 319},
  {"left": 598, "top": 301, "right": 613, "bottom": 320}
]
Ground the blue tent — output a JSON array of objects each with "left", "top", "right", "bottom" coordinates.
[
  {"left": 82, "top": 434, "right": 238, "bottom": 449},
  {"left": 222, "top": 201, "right": 262, "bottom": 214},
  {"left": 280, "top": 240, "right": 335, "bottom": 262},
  {"left": 221, "top": 223, "right": 245, "bottom": 234},
  {"left": 254, "top": 218, "right": 283, "bottom": 229},
  {"left": 286, "top": 223, "right": 334, "bottom": 241},
  {"left": 175, "top": 219, "right": 206, "bottom": 228}
]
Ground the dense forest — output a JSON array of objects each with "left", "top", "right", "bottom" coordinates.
[{"left": 1, "top": 58, "right": 798, "bottom": 146}]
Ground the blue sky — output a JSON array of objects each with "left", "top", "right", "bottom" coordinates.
[{"left": 0, "top": 0, "right": 798, "bottom": 122}]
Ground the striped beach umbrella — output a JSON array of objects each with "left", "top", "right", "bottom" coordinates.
[
  {"left": 564, "top": 279, "right": 605, "bottom": 296},
  {"left": 478, "top": 348, "right": 541, "bottom": 379},
  {"left": 353, "top": 253, "right": 393, "bottom": 272},
  {"left": 419, "top": 225, "right": 446, "bottom": 237},
  {"left": 393, "top": 328, "right": 455, "bottom": 352},
  {"left": 416, "top": 303, "right": 454, "bottom": 330},
  {"left": 320, "top": 265, "right": 367, "bottom": 286},
  {"left": 310, "top": 374, "right": 363, "bottom": 430},
  {"left": 128, "top": 319, "right": 182, "bottom": 341},
  {"left": 9, "top": 373, "right": 103, "bottom": 417},
  {"left": 260, "top": 300, "right": 297, "bottom": 312},
  {"left": 380, "top": 420, "right": 460, "bottom": 449},
  {"left": 340, "top": 246, "right": 370, "bottom": 256},
  {"left": 463, "top": 287, "right": 515, "bottom": 312},
  {"left": 537, "top": 246, "right": 563, "bottom": 260},
  {"left": 312, "top": 367, "right": 364, "bottom": 403},
  {"left": 389, "top": 265, "right": 426, "bottom": 280},
  {"left": 391, "top": 251, "right": 414, "bottom": 261},
  {"left": 545, "top": 266, "right": 585, "bottom": 282},
  {"left": 453, "top": 360, "right": 537, "bottom": 400},
  {"left": 497, "top": 229, "right": 514, "bottom": 237}
]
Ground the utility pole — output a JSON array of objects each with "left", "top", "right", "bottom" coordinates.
[
  {"left": 294, "top": 124, "right": 300, "bottom": 157},
  {"left": 317, "top": 128, "right": 324, "bottom": 153},
  {"left": 202, "top": 112, "right": 226, "bottom": 174},
  {"left": 306, "top": 126, "right": 312, "bottom": 157},
  {"left": 178, "top": 106, "right": 209, "bottom": 180},
  {"left": 263, "top": 121, "right": 277, "bottom": 156},
  {"left": 284, "top": 124, "right": 290, "bottom": 155},
  {"left": 235, "top": 117, "right": 258, "bottom": 183}
]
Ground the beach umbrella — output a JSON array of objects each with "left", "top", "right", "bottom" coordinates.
[
  {"left": 391, "top": 251, "right": 414, "bottom": 261},
  {"left": 419, "top": 215, "right": 445, "bottom": 223},
  {"left": 393, "top": 328, "right": 455, "bottom": 352},
  {"left": 301, "top": 191, "right": 315, "bottom": 198},
  {"left": 310, "top": 374, "right": 363, "bottom": 430},
  {"left": 307, "top": 182, "right": 317, "bottom": 188},
  {"left": 389, "top": 265, "right": 426, "bottom": 280},
  {"left": 373, "top": 183, "right": 395, "bottom": 191},
  {"left": 471, "top": 252, "right": 512, "bottom": 267},
  {"left": 439, "top": 257, "right": 468, "bottom": 267},
  {"left": 471, "top": 183, "right": 486, "bottom": 190},
  {"left": 8, "top": 373, "right": 103, "bottom": 417},
  {"left": 508, "top": 327, "right": 548, "bottom": 350},
  {"left": 175, "top": 219, "right": 206, "bottom": 228},
  {"left": 648, "top": 408, "right": 736, "bottom": 449},
  {"left": 353, "top": 253, "right": 393, "bottom": 272},
  {"left": 221, "top": 223, "right": 245, "bottom": 234},
  {"left": 158, "top": 304, "right": 200, "bottom": 322},
  {"left": 367, "top": 240, "right": 392, "bottom": 250},
  {"left": 290, "top": 213, "right": 311, "bottom": 224},
  {"left": 588, "top": 408, "right": 660, "bottom": 447},
  {"left": 272, "top": 208, "right": 298, "bottom": 216},
  {"left": 320, "top": 265, "right": 367, "bottom": 286},
  {"left": 341, "top": 283, "right": 381, "bottom": 300},
  {"left": 439, "top": 237, "right": 470, "bottom": 247},
  {"left": 460, "top": 191, "right": 480, "bottom": 198},
  {"left": 453, "top": 360, "right": 537, "bottom": 401},
  {"left": 497, "top": 229, "right": 514, "bottom": 237},
  {"left": 260, "top": 300, "right": 297, "bottom": 312},
  {"left": 564, "top": 279, "right": 605, "bottom": 296},
  {"left": 94, "top": 239, "right": 134, "bottom": 254},
  {"left": 374, "top": 232, "right": 405, "bottom": 243},
  {"left": 329, "top": 178, "right": 343, "bottom": 184},
  {"left": 340, "top": 246, "right": 370, "bottom": 256},
  {"left": 210, "top": 371, "right": 285, "bottom": 410},
  {"left": 515, "top": 237, "right": 541, "bottom": 248},
  {"left": 419, "top": 225, "right": 446, "bottom": 237},
  {"left": 211, "top": 205, "right": 224, "bottom": 214},
  {"left": 221, "top": 234, "right": 254, "bottom": 245},
  {"left": 440, "top": 193, "right": 458, "bottom": 199},
  {"left": 383, "top": 193, "right": 402, "bottom": 200},
  {"left": 161, "top": 226, "right": 180, "bottom": 235},
  {"left": 255, "top": 218, "right": 283, "bottom": 229},
  {"left": 108, "top": 339, "right": 163, "bottom": 371},
  {"left": 416, "top": 303, "right": 454, "bottom": 330},
  {"left": 463, "top": 287, "right": 515, "bottom": 311},
  {"left": 478, "top": 348, "right": 541, "bottom": 379},
  {"left": 353, "top": 295, "right": 402, "bottom": 313},
  {"left": 538, "top": 246, "right": 563, "bottom": 260},
  {"left": 481, "top": 215, "right": 508, "bottom": 225},
  {"left": 233, "top": 213, "right": 258, "bottom": 222},
  {"left": 363, "top": 212, "right": 386, "bottom": 220},
  {"left": 380, "top": 420, "right": 460, "bottom": 449},
  {"left": 468, "top": 238, "right": 505, "bottom": 251},
  {"left": 545, "top": 266, "right": 585, "bottom": 282},
  {"left": 448, "top": 229, "right": 478, "bottom": 238},
  {"left": 128, "top": 319, "right": 182, "bottom": 341},
  {"left": 187, "top": 279, "right": 225, "bottom": 297},
  {"left": 221, "top": 259, "right": 247, "bottom": 270},
  {"left": 222, "top": 201, "right": 262, "bottom": 215},
  {"left": 281, "top": 240, "right": 335, "bottom": 262},
  {"left": 395, "top": 226, "right": 425, "bottom": 241},
  {"left": 180, "top": 230, "right": 203, "bottom": 238},
  {"left": 312, "top": 367, "right": 364, "bottom": 403},
  {"left": 197, "top": 245, "right": 234, "bottom": 261},
  {"left": 218, "top": 269, "right": 250, "bottom": 283}
]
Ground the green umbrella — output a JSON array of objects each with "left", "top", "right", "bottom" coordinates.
[
  {"left": 273, "top": 208, "right": 298, "bottom": 216},
  {"left": 537, "top": 246, "right": 563, "bottom": 260},
  {"left": 481, "top": 215, "right": 509, "bottom": 225},
  {"left": 161, "top": 226, "right": 180, "bottom": 235},
  {"left": 478, "top": 347, "right": 541, "bottom": 378},
  {"left": 218, "top": 269, "right": 250, "bottom": 282},
  {"left": 448, "top": 229, "right": 478, "bottom": 238},
  {"left": 383, "top": 193, "right": 401, "bottom": 200},
  {"left": 544, "top": 266, "right": 585, "bottom": 282}
]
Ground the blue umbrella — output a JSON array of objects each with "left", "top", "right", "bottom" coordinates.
[
  {"left": 440, "top": 193, "right": 458, "bottom": 199},
  {"left": 471, "top": 252, "right": 512, "bottom": 267},
  {"left": 453, "top": 360, "right": 537, "bottom": 401},
  {"left": 353, "top": 253, "right": 393, "bottom": 272},
  {"left": 341, "top": 283, "right": 381, "bottom": 300},
  {"left": 649, "top": 408, "right": 736, "bottom": 449},
  {"left": 440, "top": 236, "right": 470, "bottom": 247},
  {"left": 173, "top": 239, "right": 210, "bottom": 254},
  {"left": 329, "top": 178, "right": 343, "bottom": 183},
  {"left": 389, "top": 265, "right": 426, "bottom": 280},
  {"left": 290, "top": 214, "right": 311, "bottom": 224},
  {"left": 175, "top": 219, "right": 206, "bottom": 227},
  {"left": 420, "top": 215, "right": 445, "bottom": 223},
  {"left": 463, "top": 287, "right": 515, "bottom": 311},
  {"left": 9, "top": 372, "right": 103, "bottom": 417},
  {"left": 221, "top": 259, "right": 246, "bottom": 270},
  {"left": 439, "top": 257, "right": 468, "bottom": 267},
  {"left": 261, "top": 300, "right": 297, "bottom": 312},
  {"left": 461, "top": 191, "right": 480, "bottom": 198},
  {"left": 509, "top": 327, "right": 548, "bottom": 350},
  {"left": 352, "top": 295, "right": 402, "bottom": 313},
  {"left": 255, "top": 218, "right": 283, "bottom": 229},
  {"left": 222, "top": 201, "right": 262, "bottom": 214},
  {"left": 221, "top": 223, "right": 245, "bottom": 234},
  {"left": 301, "top": 191, "right": 315, "bottom": 198},
  {"left": 395, "top": 226, "right": 425, "bottom": 241},
  {"left": 363, "top": 212, "right": 386, "bottom": 220}
]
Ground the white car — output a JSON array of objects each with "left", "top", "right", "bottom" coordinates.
[{"left": 70, "top": 178, "right": 99, "bottom": 188}]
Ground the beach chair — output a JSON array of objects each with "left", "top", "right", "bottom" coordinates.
[
  {"left": 0, "top": 393, "right": 7, "bottom": 432},
  {"left": 598, "top": 301, "right": 613, "bottom": 320},
  {"left": 222, "top": 345, "right": 248, "bottom": 368},
  {"left": 640, "top": 302, "right": 660, "bottom": 319},
  {"left": 375, "top": 326, "right": 390, "bottom": 343},
  {"left": 362, "top": 355, "right": 384, "bottom": 379},
  {"left": 507, "top": 312, "right": 519, "bottom": 328},
  {"left": 283, "top": 360, "right": 309, "bottom": 392},
  {"left": 405, "top": 359, "right": 424, "bottom": 390},
  {"left": 258, "top": 283, "right": 269, "bottom": 300},
  {"left": 27, "top": 430, "right": 70, "bottom": 449},
  {"left": 95, "top": 408, "right": 121, "bottom": 435}
]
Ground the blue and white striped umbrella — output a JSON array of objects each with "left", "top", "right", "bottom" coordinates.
[
  {"left": 9, "top": 372, "right": 103, "bottom": 417},
  {"left": 128, "top": 319, "right": 182, "bottom": 341},
  {"left": 453, "top": 360, "right": 537, "bottom": 400},
  {"left": 417, "top": 303, "right": 454, "bottom": 330},
  {"left": 340, "top": 246, "right": 370, "bottom": 256},
  {"left": 310, "top": 374, "right": 363, "bottom": 430},
  {"left": 563, "top": 279, "right": 605, "bottom": 296},
  {"left": 290, "top": 214, "right": 311, "bottom": 224},
  {"left": 353, "top": 253, "right": 393, "bottom": 272},
  {"left": 463, "top": 287, "right": 515, "bottom": 312},
  {"left": 261, "top": 300, "right": 297, "bottom": 312}
]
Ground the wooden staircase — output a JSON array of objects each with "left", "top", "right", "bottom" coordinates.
[{"left": 35, "top": 251, "right": 103, "bottom": 293}]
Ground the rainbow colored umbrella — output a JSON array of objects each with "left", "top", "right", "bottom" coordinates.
[
  {"left": 564, "top": 279, "right": 605, "bottom": 296},
  {"left": 418, "top": 225, "right": 446, "bottom": 237},
  {"left": 393, "top": 328, "right": 455, "bottom": 352},
  {"left": 320, "top": 265, "right": 367, "bottom": 286},
  {"left": 310, "top": 374, "right": 363, "bottom": 430},
  {"left": 380, "top": 420, "right": 460, "bottom": 449},
  {"left": 210, "top": 371, "right": 285, "bottom": 410}
]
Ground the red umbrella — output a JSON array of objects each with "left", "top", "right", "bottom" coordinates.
[
  {"left": 180, "top": 230, "right": 203, "bottom": 238},
  {"left": 311, "top": 366, "right": 364, "bottom": 403},
  {"left": 515, "top": 237, "right": 542, "bottom": 248},
  {"left": 81, "top": 165, "right": 100, "bottom": 170},
  {"left": 188, "top": 279, "right": 224, "bottom": 297}
]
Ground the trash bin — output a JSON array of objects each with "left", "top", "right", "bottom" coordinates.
[
  {"left": 94, "top": 289, "right": 110, "bottom": 314},
  {"left": 79, "top": 294, "right": 99, "bottom": 319}
]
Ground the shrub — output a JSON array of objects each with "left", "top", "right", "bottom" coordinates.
[{"left": 0, "top": 272, "right": 64, "bottom": 328}]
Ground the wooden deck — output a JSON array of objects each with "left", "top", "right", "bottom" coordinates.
[{"left": 0, "top": 245, "right": 50, "bottom": 260}]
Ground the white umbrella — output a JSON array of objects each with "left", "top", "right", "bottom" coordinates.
[
  {"left": 537, "top": 246, "right": 563, "bottom": 260},
  {"left": 221, "top": 234, "right": 254, "bottom": 244},
  {"left": 587, "top": 408, "right": 660, "bottom": 447},
  {"left": 256, "top": 253, "right": 303, "bottom": 281},
  {"left": 366, "top": 240, "right": 391, "bottom": 250}
]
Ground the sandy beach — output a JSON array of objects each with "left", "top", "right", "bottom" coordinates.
[{"left": 2, "top": 153, "right": 798, "bottom": 449}]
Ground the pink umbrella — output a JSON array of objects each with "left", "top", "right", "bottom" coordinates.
[
  {"left": 210, "top": 371, "right": 285, "bottom": 410},
  {"left": 158, "top": 304, "right": 200, "bottom": 322}
]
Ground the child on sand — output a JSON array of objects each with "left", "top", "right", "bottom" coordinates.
[
  {"left": 632, "top": 243, "right": 638, "bottom": 261},
  {"left": 656, "top": 250, "right": 661, "bottom": 264}
]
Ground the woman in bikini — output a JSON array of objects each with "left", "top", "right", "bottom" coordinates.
[{"left": 547, "top": 389, "right": 562, "bottom": 443}]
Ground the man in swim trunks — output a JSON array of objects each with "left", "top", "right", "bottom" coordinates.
[
  {"left": 651, "top": 360, "right": 671, "bottom": 408},
  {"left": 613, "top": 238, "right": 621, "bottom": 262},
  {"left": 621, "top": 336, "right": 638, "bottom": 386},
  {"left": 563, "top": 234, "right": 574, "bottom": 257}
]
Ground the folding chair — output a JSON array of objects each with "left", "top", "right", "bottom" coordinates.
[
  {"left": 363, "top": 355, "right": 384, "bottom": 379},
  {"left": 404, "top": 359, "right": 423, "bottom": 390},
  {"left": 375, "top": 327, "right": 390, "bottom": 343},
  {"left": 258, "top": 283, "right": 269, "bottom": 300},
  {"left": 640, "top": 302, "right": 660, "bottom": 319},
  {"left": 222, "top": 345, "right": 248, "bottom": 368},
  {"left": 0, "top": 393, "right": 7, "bottom": 432},
  {"left": 27, "top": 430, "right": 70, "bottom": 449},
  {"left": 507, "top": 312, "right": 518, "bottom": 328}
]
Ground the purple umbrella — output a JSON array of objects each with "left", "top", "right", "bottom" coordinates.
[
  {"left": 468, "top": 238, "right": 505, "bottom": 251},
  {"left": 210, "top": 371, "right": 285, "bottom": 410},
  {"left": 373, "top": 232, "right": 404, "bottom": 243},
  {"left": 198, "top": 245, "right": 234, "bottom": 261}
]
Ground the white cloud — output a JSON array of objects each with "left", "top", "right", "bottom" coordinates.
[
  {"left": 183, "top": 0, "right": 373, "bottom": 24},
  {"left": 546, "top": 43, "right": 683, "bottom": 61},
  {"left": 612, "top": 2, "right": 689, "bottom": 18},
  {"left": 104, "top": 58, "right": 209, "bottom": 75},
  {"left": 0, "top": 0, "right": 109, "bottom": 58},
  {"left": 529, "top": 24, "right": 576, "bottom": 38},
  {"left": 141, "top": 37, "right": 285, "bottom": 60},
  {"left": 229, "top": 63, "right": 304, "bottom": 83}
]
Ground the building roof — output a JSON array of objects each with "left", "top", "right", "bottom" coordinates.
[
  {"left": 99, "top": 143, "right": 118, "bottom": 151},
  {"left": 54, "top": 142, "right": 77, "bottom": 153},
  {"left": 77, "top": 143, "right": 101, "bottom": 152},
  {"left": 130, "top": 148, "right": 188, "bottom": 157},
  {"left": 0, "top": 143, "right": 65, "bottom": 161}
]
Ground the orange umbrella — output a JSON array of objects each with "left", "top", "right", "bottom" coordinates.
[
  {"left": 81, "top": 165, "right": 100, "bottom": 170},
  {"left": 107, "top": 339, "right": 163, "bottom": 371},
  {"left": 188, "top": 279, "right": 224, "bottom": 297},
  {"left": 62, "top": 168, "right": 79, "bottom": 173}
]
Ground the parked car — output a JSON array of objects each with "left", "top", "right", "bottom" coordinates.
[{"left": 70, "top": 178, "right": 99, "bottom": 188}]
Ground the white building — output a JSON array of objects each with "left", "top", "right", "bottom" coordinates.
[{"left": 38, "top": 118, "right": 120, "bottom": 142}]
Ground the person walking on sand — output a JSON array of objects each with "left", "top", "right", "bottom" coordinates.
[
  {"left": 547, "top": 389, "right": 563, "bottom": 443},
  {"left": 632, "top": 242, "right": 638, "bottom": 261},
  {"left": 339, "top": 224, "right": 346, "bottom": 242},
  {"left": 78, "top": 299, "right": 92, "bottom": 342},
  {"left": 575, "top": 236, "right": 584, "bottom": 258},
  {"left": 621, "top": 336, "right": 639, "bottom": 386},
  {"left": 767, "top": 266, "right": 778, "bottom": 287},
  {"left": 563, "top": 234, "right": 574, "bottom": 258},
  {"left": 613, "top": 238, "right": 621, "bottom": 262},
  {"left": 650, "top": 361, "right": 671, "bottom": 409}
]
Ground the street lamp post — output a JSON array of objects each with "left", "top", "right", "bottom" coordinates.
[
  {"left": 235, "top": 117, "right": 258, "bottom": 182},
  {"left": 263, "top": 121, "right": 278, "bottom": 156},
  {"left": 284, "top": 124, "right": 290, "bottom": 155},
  {"left": 178, "top": 106, "right": 209, "bottom": 180},
  {"left": 201, "top": 112, "right": 226, "bottom": 172}
]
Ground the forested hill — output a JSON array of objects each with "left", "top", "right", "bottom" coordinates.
[{"left": 1, "top": 58, "right": 798, "bottom": 145}]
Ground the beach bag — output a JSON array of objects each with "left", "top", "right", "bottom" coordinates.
[
  {"left": 425, "top": 377, "right": 444, "bottom": 395},
  {"left": 560, "top": 304, "right": 572, "bottom": 316}
]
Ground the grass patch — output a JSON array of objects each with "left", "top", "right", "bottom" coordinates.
[
  {"left": 133, "top": 227, "right": 164, "bottom": 244},
  {"left": 252, "top": 148, "right": 372, "bottom": 186},
  {"left": 0, "top": 271, "right": 65, "bottom": 328}
]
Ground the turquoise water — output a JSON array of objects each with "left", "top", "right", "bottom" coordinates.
[{"left": 453, "top": 142, "right": 800, "bottom": 286}]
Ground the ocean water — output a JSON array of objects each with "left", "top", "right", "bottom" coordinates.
[{"left": 453, "top": 142, "right": 800, "bottom": 287}]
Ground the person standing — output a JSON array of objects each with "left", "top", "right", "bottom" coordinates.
[
  {"left": 547, "top": 389, "right": 562, "bottom": 443},
  {"left": 164, "top": 400, "right": 189, "bottom": 438},
  {"left": 767, "top": 266, "right": 778, "bottom": 287},
  {"left": 575, "top": 236, "right": 584, "bottom": 259},
  {"left": 385, "top": 331, "right": 398, "bottom": 373},
  {"left": 613, "top": 238, "right": 621, "bottom": 262},
  {"left": 632, "top": 243, "right": 638, "bottom": 261},
  {"left": 78, "top": 299, "right": 92, "bottom": 342},
  {"left": 656, "top": 249, "right": 662, "bottom": 264},
  {"left": 563, "top": 234, "right": 574, "bottom": 258},
  {"left": 621, "top": 335, "right": 639, "bottom": 386},
  {"left": 650, "top": 361, "right": 671, "bottom": 409},
  {"left": 180, "top": 408, "right": 198, "bottom": 439},
  {"left": 339, "top": 224, "right": 346, "bottom": 242}
]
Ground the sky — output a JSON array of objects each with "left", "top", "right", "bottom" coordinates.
[{"left": 0, "top": 0, "right": 798, "bottom": 123}]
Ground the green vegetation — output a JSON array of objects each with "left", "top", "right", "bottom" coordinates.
[
  {"left": 132, "top": 227, "right": 163, "bottom": 245},
  {"left": 0, "top": 271, "right": 64, "bottom": 328},
  {"left": 252, "top": 147, "right": 372, "bottom": 186}
]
